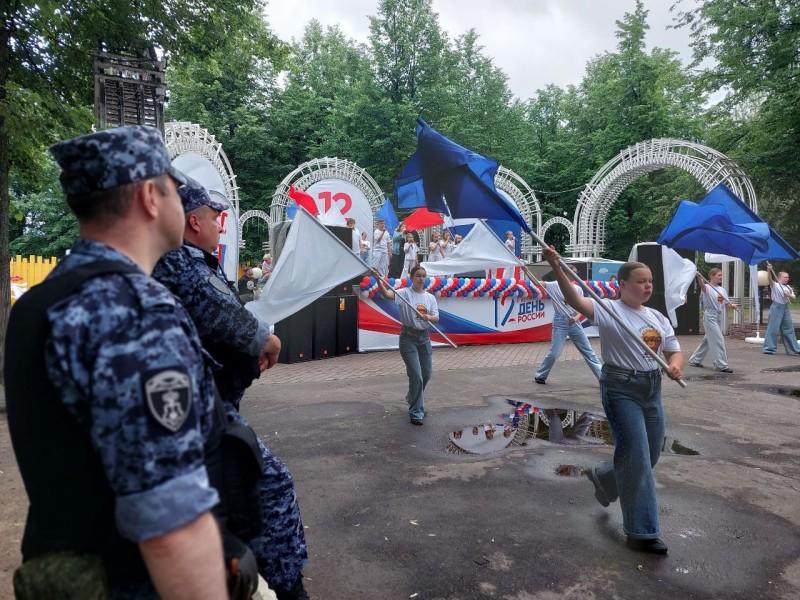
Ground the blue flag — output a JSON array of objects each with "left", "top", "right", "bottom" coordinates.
[
  {"left": 657, "top": 184, "right": 798, "bottom": 264},
  {"left": 375, "top": 197, "right": 399, "bottom": 233},
  {"left": 395, "top": 119, "right": 531, "bottom": 233}
]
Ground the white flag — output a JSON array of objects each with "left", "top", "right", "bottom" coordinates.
[
  {"left": 246, "top": 208, "right": 367, "bottom": 324},
  {"left": 661, "top": 245, "right": 697, "bottom": 327},
  {"left": 421, "top": 220, "right": 519, "bottom": 275},
  {"left": 318, "top": 203, "right": 347, "bottom": 227}
]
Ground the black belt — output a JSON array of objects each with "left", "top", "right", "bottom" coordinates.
[
  {"left": 401, "top": 325, "right": 429, "bottom": 336},
  {"left": 602, "top": 364, "right": 659, "bottom": 377}
]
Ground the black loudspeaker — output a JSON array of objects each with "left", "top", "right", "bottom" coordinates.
[
  {"left": 275, "top": 303, "right": 314, "bottom": 364},
  {"left": 635, "top": 244, "right": 700, "bottom": 334},
  {"left": 674, "top": 249, "right": 700, "bottom": 335},
  {"left": 636, "top": 244, "right": 668, "bottom": 317},
  {"left": 336, "top": 295, "right": 358, "bottom": 355},
  {"left": 324, "top": 225, "right": 363, "bottom": 296},
  {"left": 313, "top": 296, "right": 337, "bottom": 360}
]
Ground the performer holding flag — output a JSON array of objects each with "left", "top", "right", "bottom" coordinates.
[
  {"left": 763, "top": 263, "right": 800, "bottom": 355},
  {"left": 543, "top": 245, "right": 683, "bottom": 555},
  {"left": 534, "top": 277, "right": 603, "bottom": 384},
  {"left": 372, "top": 265, "right": 439, "bottom": 427},
  {"left": 688, "top": 268, "right": 738, "bottom": 372}
]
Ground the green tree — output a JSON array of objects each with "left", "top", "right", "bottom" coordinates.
[
  {"left": 1, "top": 0, "right": 269, "bottom": 381},
  {"left": 674, "top": 0, "right": 800, "bottom": 274}
]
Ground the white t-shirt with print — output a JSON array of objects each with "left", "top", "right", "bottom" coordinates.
[
  {"left": 770, "top": 282, "right": 794, "bottom": 304},
  {"left": 701, "top": 282, "right": 729, "bottom": 313},
  {"left": 395, "top": 287, "right": 439, "bottom": 330},
  {"left": 404, "top": 242, "right": 418, "bottom": 261},
  {"left": 591, "top": 299, "right": 680, "bottom": 371},
  {"left": 543, "top": 281, "right": 578, "bottom": 318}
]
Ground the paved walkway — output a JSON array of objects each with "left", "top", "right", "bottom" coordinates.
[{"left": 264, "top": 339, "right": 597, "bottom": 384}]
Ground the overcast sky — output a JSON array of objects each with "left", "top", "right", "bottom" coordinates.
[{"left": 265, "top": 0, "right": 700, "bottom": 101}]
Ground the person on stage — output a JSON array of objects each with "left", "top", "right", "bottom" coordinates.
[
  {"left": 543, "top": 246, "right": 683, "bottom": 555},
  {"left": 371, "top": 218, "right": 391, "bottom": 277},
  {"left": 534, "top": 279, "right": 602, "bottom": 384},
  {"left": 428, "top": 231, "right": 444, "bottom": 262},
  {"left": 401, "top": 232, "right": 419, "bottom": 279},
  {"left": 688, "top": 268, "right": 737, "bottom": 372},
  {"left": 373, "top": 265, "right": 439, "bottom": 426},
  {"left": 763, "top": 263, "right": 800, "bottom": 355},
  {"left": 441, "top": 230, "right": 455, "bottom": 259}
]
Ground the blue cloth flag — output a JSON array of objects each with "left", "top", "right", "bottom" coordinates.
[
  {"left": 395, "top": 119, "right": 531, "bottom": 233},
  {"left": 657, "top": 184, "right": 798, "bottom": 264},
  {"left": 375, "top": 198, "right": 399, "bottom": 233}
]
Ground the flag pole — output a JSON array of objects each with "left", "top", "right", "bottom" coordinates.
[
  {"left": 528, "top": 231, "right": 688, "bottom": 388},
  {"left": 480, "top": 221, "right": 575, "bottom": 317},
  {"left": 296, "top": 207, "right": 458, "bottom": 349},
  {"left": 369, "top": 269, "right": 458, "bottom": 348}
]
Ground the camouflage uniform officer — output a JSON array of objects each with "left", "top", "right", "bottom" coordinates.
[
  {"left": 152, "top": 180, "right": 309, "bottom": 599},
  {"left": 4, "top": 126, "right": 248, "bottom": 599}
]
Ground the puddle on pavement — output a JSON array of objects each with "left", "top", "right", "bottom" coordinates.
[
  {"left": 447, "top": 398, "right": 701, "bottom": 457},
  {"left": 761, "top": 365, "right": 800, "bottom": 373},
  {"left": 684, "top": 373, "right": 743, "bottom": 382},
  {"left": 732, "top": 383, "right": 800, "bottom": 398}
]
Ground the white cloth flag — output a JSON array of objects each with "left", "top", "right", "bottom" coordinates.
[
  {"left": 318, "top": 204, "right": 347, "bottom": 226},
  {"left": 246, "top": 208, "right": 367, "bottom": 324},
  {"left": 629, "top": 243, "right": 697, "bottom": 326},
  {"left": 420, "top": 220, "right": 519, "bottom": 275},
  {"left": 704, "top": 252, "right": 738, "bottom": 263}
]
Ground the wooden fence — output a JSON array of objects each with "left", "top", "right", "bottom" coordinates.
[{"left": 10, "top": 255, "right": 59, "bottom": 301}]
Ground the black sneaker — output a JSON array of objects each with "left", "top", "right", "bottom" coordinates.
[
  {"left": 585, "top": 467, "right": 610, "bottom": 507},
  {"left": 626, "top": 537, "right": 668, "bottom": 554},
  {"left": 688, "top": 362, "right": 702, "bottom": 368},
  {"left": 534, "top": 378, "right": 546, "bottom": 385},
  {"left": 410, "top": 417, "right": 424, "bottom": 426},
  {"left": 717, "top": 367, "right": 734, "bottom": 373}
]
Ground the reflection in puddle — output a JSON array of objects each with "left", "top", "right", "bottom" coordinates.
[{"left": 447, "top": 399, "right": 701, "bottom": 457}]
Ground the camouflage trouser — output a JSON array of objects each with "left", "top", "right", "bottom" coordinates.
[
  {"left": 225, "top": 405, "right": 308, "bottom": 591},
  {"left": 14, "top": 552, "right": 108, "bottom": 599}
]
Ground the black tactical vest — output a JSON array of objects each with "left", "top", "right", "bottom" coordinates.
[{"left": 3, "top": 261, "right": 259, "bottom": 589}]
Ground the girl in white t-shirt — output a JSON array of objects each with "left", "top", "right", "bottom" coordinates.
[
  {"left": 688, "top": 268, "right": 738, "bottom": 371},
  {"left": 440, "top": 230, "right": 455, "bottom": 259},
  {"left": 428, "top": 231, "right": 444, "bottom": 262},
  {"left": 763, "top": 262, "right": 800, "bottom": 355},
  {"left": 543, "top": 246, "right": 683, "bottom": 556},
  {"left": 373, "top": 265, "right": 440, "bottom": 426},
  {"left": 401, "top": 232, "right": 419, "bottom": 279},
  {"left": 504, "top": 231, "right": 516, "bottom": 255}
]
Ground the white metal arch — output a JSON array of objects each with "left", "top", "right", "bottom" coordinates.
[
  {"left": 270, "top": 157, "right": 385, "bottom": 223},
  {"left": 571, "top": 138, "right": 756, "bottom": 257},
  {"left": 495, "top": 166, "right": 543, "bottom": 261},
  {"left": 239, "top": 210, "right": 272, "bottom": 250},
  {"left": 164, "top": 121, "right": 240, "bottom": 215},
  {"left": 571, "top": 138, "right": 757, "bottom": 323},
  {"left": 540, "top": 216, "right": 575, "bottom": 244}
]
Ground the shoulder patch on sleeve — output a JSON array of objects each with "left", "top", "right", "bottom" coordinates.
[
  {"left": 143, "top": 368, "right": 194, "bottom": 432},
  {"left": 208, "top": 275, "right": 234, "bottom": 296}
]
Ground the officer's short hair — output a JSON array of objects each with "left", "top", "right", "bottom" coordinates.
[{"left": 66, "top": 174, "right": 170, "bottom": 224}]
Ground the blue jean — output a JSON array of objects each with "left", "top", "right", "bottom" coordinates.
[
  {"left": 399, "top": 329, "right": 432, "bottom": 420},
  {"left": 594, "top": 366, "right": 665, "bottom": 540},
  {"left": 763, "top": 302, "right": 800, "bottom": 354},
  {"left": 535, "top": 316, "right": 603, "bottom": 381},
  {"left": 689, "top": 310, "right": 728, "bottom": 369}
]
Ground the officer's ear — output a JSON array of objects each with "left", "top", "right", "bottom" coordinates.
[
  {"left": 186, "top": 211, "right": 202, "bottom": 234},
  {"left": 135, "top": 179, "right": 160, "bottom": 219}
]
